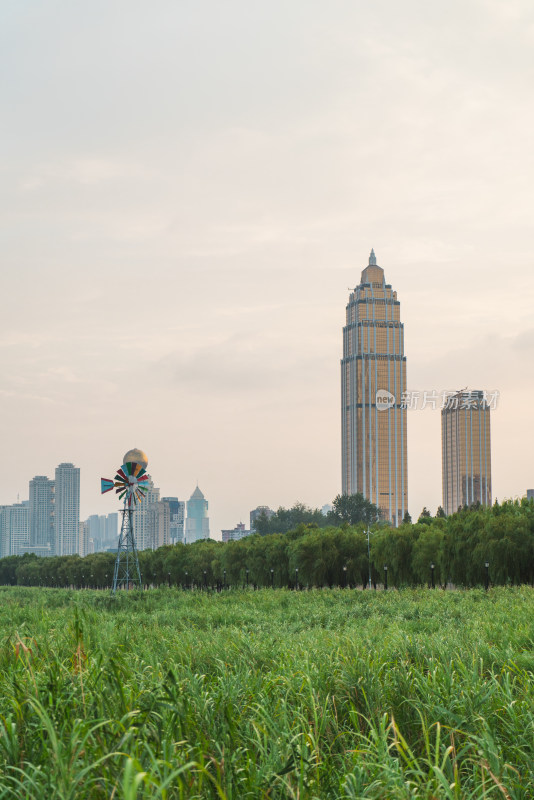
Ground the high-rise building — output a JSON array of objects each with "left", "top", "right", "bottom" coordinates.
[
  {"left": 162, "top": 497, "right": 185, "bottom": 544},
  {"left": 0, "top": 502, "right": 30, "bottom": 557},
  {"left": 250, "top": 506, "right": 274, "bottom": 531},
  {"left": 79, "top": 520, "right": 90, "bottom": 557},
  {"left": 185, "top": 486, "right": 210, "bottom": 543},
  {"left": 29, "top": 475, "right": 55, "bottom": 553},
  {"left": 441, "top": 390, "right": 492, "bottom": 514},
  {"left": 147, "top": 501, "right": 171, "bottom": 549},
  {"left": 132, "top": 475, "right": 160, "bottom": 550},
  {"left": 105, "top": 513, "right": 118, "bottom": 546},
  {"left": 341, "top": 249, "right": 408, "bottom": 525},
  {"left": 527, "top": 490, "right": 534, "bottom": 501},
  {"left": 54, "top": 463, "right": 80, "bottom": 556},
  {"left": 87, "top": 515, "right": 106, "bottom": 550}
]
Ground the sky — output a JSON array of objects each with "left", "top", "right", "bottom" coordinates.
[{"left": 1, "top": 0, "right": 533, "bottom": 538}]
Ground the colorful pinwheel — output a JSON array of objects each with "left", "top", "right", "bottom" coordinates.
[{"left": 101, "top": 461, "right": 149, "bottom": 508}]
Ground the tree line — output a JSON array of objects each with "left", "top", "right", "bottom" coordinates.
[{"left": 1, "top": 496, "right": 533, "bottom": 590}]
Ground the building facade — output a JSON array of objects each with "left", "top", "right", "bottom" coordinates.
[
  {"left": 162, "top": 497, "right": 185, "bottom": 544},
  {"left": 441, "top": 390, "right": 492, "bottom": 514},
  {"left": 222, "top": 522, "right": 251, "bottom": 542},
  {"left": 84, "top": 513, "right": 118, "bottom": 553},
  {"left": 185, "top": 486, "right": 210, "bottom": 543},
  {"left": 29, "top": 475, "right": 55, "bottom": 553},
  {"left": 54, "top": 463, "right": 80, "bottom": 556},
  {"left": 79, "top": 520, "right": 90, "bottom": 557},
  {"left": 146, "top": 501, "right": 171, "bottom": 549},
  {"left": 132, "top": 475, "right": 160, "bottom": 550},
  {"left": 341, "top": 249, "right": 408, "bottom": 525},
  {"left": 0, "top": 502, "right": 30, "bottom": 557}
]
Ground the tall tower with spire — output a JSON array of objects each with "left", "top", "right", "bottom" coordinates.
[
  {"left": 341, "top": 249, "right": 408, "bottom": 525},
  {"left": 185, "top": 486, "right": 210, "bottom": 543}
]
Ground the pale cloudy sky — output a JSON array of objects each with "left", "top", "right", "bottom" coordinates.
[{"left": 1, "top": 0, "right": 533, "bottom": 536}]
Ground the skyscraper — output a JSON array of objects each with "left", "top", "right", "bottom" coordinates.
[
  {"left": 79, "top": 520, "right": 90, "bottom": 557},
  {"left": 146, "top": 501, "right": 171, "bottom": 549},
  {"left": 0, "top": 502, "right": 30, "bottom": 557},
  {"left": 185, "top": 486, "right": 210, "bottom": 543},
  {"left": 441, "top": 390, "right": 491, "bottom": 514},
  {"left": 29, "top": 475, "right": 55, "bottom": 553},
  {"left": 341, "top": 249, "right": 408, "bottom": 525},
  {"left": 162, "top": 497, "right": 185, "bottom": 544},
  {"left": 105, "top": 513, "right": 118, "bottom": 546},
  {"left": 54, "top": 463, "right": 80, "bottom": 556},
  {"left": 132, "top": 475, "right": 160, "bottom": 550}
]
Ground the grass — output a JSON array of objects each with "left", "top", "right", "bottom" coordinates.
[{"left": 0, "top": 586, "right": 533, "bottom": 798}]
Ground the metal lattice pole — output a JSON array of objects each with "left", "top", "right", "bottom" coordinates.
[{"left": 112, "top": 505, "right": 143, "bottom": 593}]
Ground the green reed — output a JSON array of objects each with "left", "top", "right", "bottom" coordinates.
[{"left": 0, "top": 586, "right": 532, "bottom": 798}]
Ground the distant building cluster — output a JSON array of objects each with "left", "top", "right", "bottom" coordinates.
[
  {"left": 1, "top": 463, "right": 83, "bottom": 559},
  {"left": 124, "top": 481, "right": 212, "bottom": 549},
  {"left": 1, "top": 462, "right": 213, "bottom": 557},
  {"left": 220, "top": 507, "right": 275, "bottom": 542}
]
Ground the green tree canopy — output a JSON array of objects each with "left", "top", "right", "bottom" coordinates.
[{"left": 328, "top": 493, "right": 380, "bottom": 526}]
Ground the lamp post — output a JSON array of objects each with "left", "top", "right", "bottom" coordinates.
[
  {"left": 167, "top": 572, "right": 171, "bottom": 588},
  {"left": 366, "top": 528, "right": 372, "bottom": 589},
  {"left": 223, "top": 569, "right": 227, "bottom": 589},
  {"left": 270, "top": 568, "right": 274, "bottom": 589},
  {"left": 384, "top": 564, "right": 388, "bottom": 591},
  {"left": 343, "top": 565, "right": 347, "bottom": 589},
  {"left": 484, "top": 561, "right": 490, "bottom": 591},
  {"left": 430, "top": 562, "right": 435, "bottom": 589},
  {"left": 105, "top": 573, "right": 108, "bottom": 590},
  {"left": 295, "top": 568, "right": 299, "bottom": 591},
  {"left": 246, "top": 568, "right": 249, "bottom": 588},
  {"left": 203, "top": 570, "right": 207, "bottom": 590},
  {"left": 185, "top": 570, "right": 188, "bottom": 590}
]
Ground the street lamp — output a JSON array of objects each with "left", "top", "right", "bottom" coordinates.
[
  {"left": 384, "top": 564, "right": 388, "bottom": 591},
  {"left": 105, "top": 573, "right": 108, "bottom": 590},
  {"left": 168, "top": 572, "right": 171, "bottom": 588},
  {"left": 246, "top": 568, "right": 249, "bottom": 588},
  {"left": 223, "top": 569, "right": 227, "bottom": 589},
  {"left": 203, "top": 570, "right": 207, "bottom": 589},
  {"left": 366, "top": 528, "right": 372, "bottom": 589},
  {"left": 270, "top": 568, "right": 274, "bottom": 589},
  {"left": 343, "top": 565, "right": 347, "bottom": 589},
  {"left": 295, "top": 567, "right": 299, "bottom": 591},
  {"left": 185, "top": 570, "right": 188, "bottom": 590},
  {"left": 430, "top": 562, "right": 435, "bottom": 589},
  {"left": 484, "top": 561, "right": 490, "bottom": 591}
]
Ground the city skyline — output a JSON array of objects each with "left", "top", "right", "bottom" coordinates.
[{"left": 1, "top": 3, "right": 533, "bottom": 536}]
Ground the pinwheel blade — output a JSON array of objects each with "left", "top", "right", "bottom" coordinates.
[{"left": 101, "top": 478, "right": 115, "bottom": 495}]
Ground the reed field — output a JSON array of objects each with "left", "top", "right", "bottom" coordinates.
[{"left": 0, "top": 586, "right": 533, "bottom": 799}]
